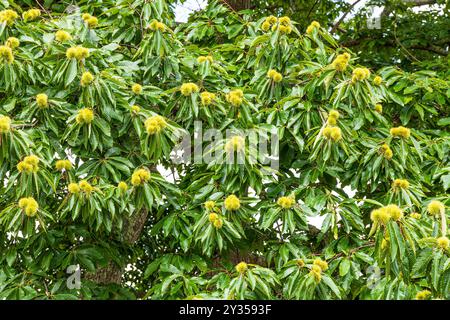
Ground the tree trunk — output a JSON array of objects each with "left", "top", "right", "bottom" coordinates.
[
  {"left": 84, "top": 209, "right": 148, "bottom": 284},
  {"left": 223, "top": 0, "right": 253, "bottom": 11}
]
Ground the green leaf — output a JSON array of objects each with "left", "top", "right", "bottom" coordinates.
[
  {"left": 144, "top": 259, "right": 162, "bottom": 279},
  {"left": 65, "top": 59, "right": 78, "bottom": 87},
  {"left": 339, "top": 259, "right": 351, "bottom": 277}
]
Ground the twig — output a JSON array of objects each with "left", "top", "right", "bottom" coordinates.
[
  {"left": 331, "top": 0, "right": 362, "bottom": 34},
  {"left": 327, "top": 242, "right": 375, "bottom": 262},
  {"left": 36, "top": 0, "right": 53, "bottom": 20},
  {"left": 13, "top": 121, "right": 37, "bottom": 129},
  {"left": 219, "top": 0, "right": 246, "bottom": 24},
  {"left": 306, "top": 0, "right": 320, "bottom": 20},
  {"left": 43, "top": 280, "right": 50, "bottom": 297},
  {"left": 392, "top": 15, "right": 420, "bottom": 62}
]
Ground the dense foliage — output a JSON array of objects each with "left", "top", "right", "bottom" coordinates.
[
  {"left": 216, "top": 0, "right": 449, "bottom": 72},
  {"left": 0, "top": 0, "right": 449, "bottom": 300}
]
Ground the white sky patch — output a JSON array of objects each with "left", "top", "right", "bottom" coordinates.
[
  {"left": 174, "top": 0, "right": 207, "bottom": 22},
  {"left": 338, "top": 0, "right": 383, "bottom": 25},
  {"left": 412, "top": 3, "right": 445, "bottom": 13},
  {"left": 308, "top": 215, "right": 325, "bottom": 229},
  {"left": 338, "top": 0, "right": 442, "bottom": 27},
  {"left": 157, "top": 164, "right": 177, "bottom": 183}
]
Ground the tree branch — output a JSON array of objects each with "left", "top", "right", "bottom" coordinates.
[
  {"left": 331, "top": 0, "right": 363, "bottom": 34},
  {"left": 409, "top": 44, "right": 449, "bottom": 56},
  {"left": 404, "top": 0, "right": 438, "bottom": 6},
  {"left": 382, "top": 0, "right": 439, "bottom": 18},
  {"left": 341, "top": 36, "right": 449, "bottom": 56},
  {"left": 306, "top": 0, "right": 320, "bottom": 20}
]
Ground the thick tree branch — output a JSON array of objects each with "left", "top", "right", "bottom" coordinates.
[
  {"left": 409, "top": 44, "right": 449, "bottom": 56},
  {"left": 382, "top": 0, "right": 439, "bottom": 18},
  {"left": 405, "top": 0, "right": 438, "bottom": 6},
  {"left": 84, "top": 209, "right": 149, "bottom": 285},
  {"left": 342, "top": 36, "right": 449, "bottom": 56}
]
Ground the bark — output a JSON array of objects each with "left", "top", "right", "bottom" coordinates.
[
  {"left": 221, "top": 0, "right": 253, "bottom": 11},
  {"left": 403, "top": 0, "right": 438, "bottom": 6},
  {"left": 84, "top": 261, "right": 123, "bottom": 285},
  {"left": 212, "top": 224, "right": 321, "bottom": 268},
  {"left": 86, "top": 164, "right": 157, "bottom": 285},
  {"left": 342, "top": 37, "right": 449, "bottom": 56},
  {"left": 84, "top": 209, "right": 148, "bottom": 284}
]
